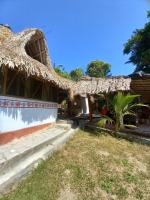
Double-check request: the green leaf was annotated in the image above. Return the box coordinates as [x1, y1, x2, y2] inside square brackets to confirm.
[130, 103, 149, 108]
[123, 111, 136, 116]
[97, 116, 114, 128]
[124, 124, 137, 129]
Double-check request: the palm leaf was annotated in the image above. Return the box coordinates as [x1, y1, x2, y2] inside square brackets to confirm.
[97, 116, 114, 128]
[121, 94, 140, 113]
[123, 111, 136, 116]
[130, 103, 149, 108]
[113, 92, 140, 114]
[124, 124, 137, 129]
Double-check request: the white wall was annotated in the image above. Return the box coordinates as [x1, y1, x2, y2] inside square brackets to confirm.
[0, 96, 58, 133]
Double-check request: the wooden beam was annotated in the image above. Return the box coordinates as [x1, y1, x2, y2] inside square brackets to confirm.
[42, 81, 46, 100]
[26, 46, 33, 56]
[7, 71, 19, 93]
[24, 78, 31, 98]
[32, 83, 42, 98]
[45, 82, 49, 97]
[31, 40, 38, 56]
[27, 36, 43, 46]
[33, 49, 46, 58]
[49, 85, 53, 101]
[16, 76, 21, 96]
[37, 40, 44, 64]
[3, 66, 8, 96]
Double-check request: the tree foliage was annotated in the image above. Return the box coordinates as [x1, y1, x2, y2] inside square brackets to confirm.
[54, 59, 111, 80]
[124, 11, 150, 73]
[54, 65, 71, 79]
[70, 67, 84, 81]
[54, 65, 84, 81]
[86, 60, 111, 78]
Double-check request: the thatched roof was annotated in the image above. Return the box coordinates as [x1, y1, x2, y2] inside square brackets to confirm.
[74, 76, 131, 95]
[0, 25, 131, 96]
[0, 25, 74, 90]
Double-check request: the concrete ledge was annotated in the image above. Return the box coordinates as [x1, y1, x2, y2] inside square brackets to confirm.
[0, 123, 55, 145]
[0, 127, 66, 176]
[0, 125, 78, 195]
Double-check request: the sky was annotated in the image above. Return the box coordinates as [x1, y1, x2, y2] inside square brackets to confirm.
[0, 0, 150, 75]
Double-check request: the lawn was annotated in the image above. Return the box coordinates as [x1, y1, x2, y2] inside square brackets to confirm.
[1, 130, 150, 200]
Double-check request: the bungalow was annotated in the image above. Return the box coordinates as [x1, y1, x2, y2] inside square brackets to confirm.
[0, 25, 74, 143]
[0, 25, 132, 144]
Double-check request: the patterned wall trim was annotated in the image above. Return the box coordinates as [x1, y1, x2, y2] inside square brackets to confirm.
[0, 96, 58, 109]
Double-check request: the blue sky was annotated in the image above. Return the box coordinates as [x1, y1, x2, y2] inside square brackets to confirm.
[0, 0, 150, 75]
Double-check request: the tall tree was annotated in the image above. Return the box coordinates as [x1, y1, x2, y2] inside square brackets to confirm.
[86, 60, 111, 78]
[124, 11, 150, 73]
[70, 67, 84, 81]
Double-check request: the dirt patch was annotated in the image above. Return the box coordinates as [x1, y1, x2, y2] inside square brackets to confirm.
[97, 150, 110, 157]
[128, 156, 147, 173]
[64, 169, 71, 176]
[58, 185, 77, 200]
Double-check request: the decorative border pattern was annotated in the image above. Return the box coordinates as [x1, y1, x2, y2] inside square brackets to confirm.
[0, 96, 58, 109]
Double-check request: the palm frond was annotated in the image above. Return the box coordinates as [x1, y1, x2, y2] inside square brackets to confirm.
[121, 94, 140, 112]
[130, 103, 149, 108]
[124, 124, 137, 129]
[113, 92, 140, 114]
[123, 111, 136, 116]
[97, 116, 114, 128]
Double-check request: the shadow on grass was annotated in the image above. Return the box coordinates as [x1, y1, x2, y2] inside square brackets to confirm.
[82, 125, 150, 146]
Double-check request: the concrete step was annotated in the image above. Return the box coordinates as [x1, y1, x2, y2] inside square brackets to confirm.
[56, 119, 74, 128]
[0, 126, 66, 176]
[0, 126, 77, 194]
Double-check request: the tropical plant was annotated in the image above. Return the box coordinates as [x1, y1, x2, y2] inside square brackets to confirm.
[97, 92, 147, 132]
[86, 60, 111, 78]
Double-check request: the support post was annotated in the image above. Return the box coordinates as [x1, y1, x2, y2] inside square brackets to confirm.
[42, 81, 49, 100]
[82, 96, 89, 114]
[87, 94, 93, 121]
[3, 66, 8, 96]
[24, 77, 31, 98]
[32, 83, 41, 98]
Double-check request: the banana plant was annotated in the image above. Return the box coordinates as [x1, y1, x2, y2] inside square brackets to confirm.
[97, 92, 148, 132]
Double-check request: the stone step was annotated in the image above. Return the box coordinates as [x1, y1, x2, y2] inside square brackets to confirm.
[56, 119, 74, 128]
[0, 126, 66, 176]
[0, 126, 77, 194]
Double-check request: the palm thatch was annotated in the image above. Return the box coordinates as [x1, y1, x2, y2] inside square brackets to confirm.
[0, 25, 131, 96]
[74, 76, 131, 95]
[0, 25, 74, 90]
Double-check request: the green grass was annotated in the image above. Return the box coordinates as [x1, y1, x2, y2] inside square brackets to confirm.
[1, 130, 150, 200]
